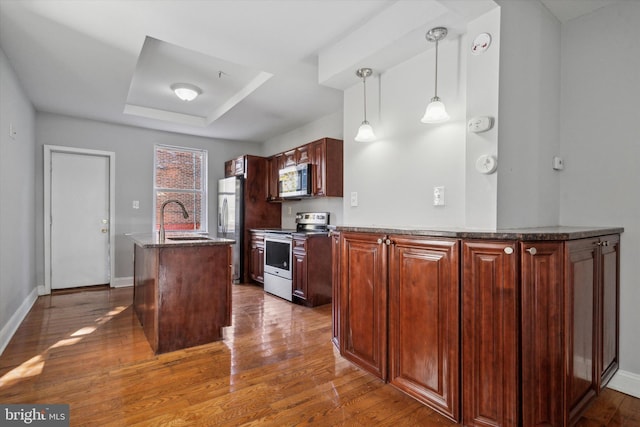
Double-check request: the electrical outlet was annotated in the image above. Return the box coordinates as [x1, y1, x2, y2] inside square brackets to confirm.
[132, 200, 139, 209]
[433, 186, 445, 206]
[350, 192, 358, 207]
[553, 156, 564, 170]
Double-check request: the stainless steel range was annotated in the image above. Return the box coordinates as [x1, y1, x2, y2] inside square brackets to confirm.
[263, 212, 330, 301]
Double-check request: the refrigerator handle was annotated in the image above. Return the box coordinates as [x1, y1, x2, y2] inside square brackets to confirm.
[222, 198, 228, 234]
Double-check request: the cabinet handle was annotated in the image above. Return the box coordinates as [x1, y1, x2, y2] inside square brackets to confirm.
[504, 247, 514, 255]
[526, 247, 537, 255]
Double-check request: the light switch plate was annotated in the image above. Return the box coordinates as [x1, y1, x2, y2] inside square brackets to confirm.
[433, 186, 445, 206]
[350, 192, 358, 207]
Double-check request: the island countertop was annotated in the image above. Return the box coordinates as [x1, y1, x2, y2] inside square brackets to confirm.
[128, 233, 234, 248]
[328, 225, 624, 241]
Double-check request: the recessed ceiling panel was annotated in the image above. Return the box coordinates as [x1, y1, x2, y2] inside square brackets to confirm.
[124, 36, 273, 126]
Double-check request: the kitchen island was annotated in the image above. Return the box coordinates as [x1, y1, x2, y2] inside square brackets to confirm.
[130, 233, 234, 354]
[331, 225, 623, 427]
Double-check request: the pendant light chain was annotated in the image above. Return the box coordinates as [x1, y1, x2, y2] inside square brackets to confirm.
[362, 74, 368, 122]
[434, 39, 439, 99]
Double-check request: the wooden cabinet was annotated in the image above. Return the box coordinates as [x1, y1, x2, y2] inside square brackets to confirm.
[331, 231, 341, 348]
[225, 156, 245, 177]
[520, 241, 565, 427]
[462, 240, 519, 427]
[339, 232, 388, 379]
[388, 236, 460, 421]
[597, 234, 620, 390]
[227, 155, 281, 282]
[309, 138, 343, 197]
[266, 137, 343, 201]
[249, 230, 265, 284]
[334, 229, 621, 426]
[292, 233, 332, 307]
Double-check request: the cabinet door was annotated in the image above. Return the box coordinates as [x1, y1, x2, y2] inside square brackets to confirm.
[293, 237, 307, 299]
[331, 231, 341, 348]
[565, 238, 598, 422]
[521, 242, 564, 427]
[340, 232, 388, 379]
[388, 236, 460, 421]
[297, 144, 310, 164]
[598, 234, 620, 389]
[462, 240, 519, 427]
[283, 150, 297, 167]
[310, 140, 326, 196]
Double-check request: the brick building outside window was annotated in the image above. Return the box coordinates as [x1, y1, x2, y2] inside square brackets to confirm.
[153, 145, 207, 233]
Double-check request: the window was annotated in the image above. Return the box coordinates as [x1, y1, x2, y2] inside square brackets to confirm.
[153, 145, 207, 233]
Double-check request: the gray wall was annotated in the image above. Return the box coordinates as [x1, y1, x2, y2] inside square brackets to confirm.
[558, 1, 640, 379]
[0, 48, 36, 352]
[34, 113, 261, 283]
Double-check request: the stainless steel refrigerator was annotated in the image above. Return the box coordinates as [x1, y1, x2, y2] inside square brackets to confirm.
[218, 177, 243, 283]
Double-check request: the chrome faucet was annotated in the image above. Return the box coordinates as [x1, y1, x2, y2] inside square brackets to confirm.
[159, 199, 189, 242]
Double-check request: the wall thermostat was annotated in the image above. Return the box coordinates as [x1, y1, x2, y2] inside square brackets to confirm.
[468, 116, 494, 133]
[475, 154, 498, 174]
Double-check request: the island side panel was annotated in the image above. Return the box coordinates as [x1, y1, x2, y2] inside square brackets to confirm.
[133, 244, 159, 352]
[157, 244, 231, 354]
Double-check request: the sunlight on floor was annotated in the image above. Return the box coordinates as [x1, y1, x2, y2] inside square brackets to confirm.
[0, 303, 130, 389]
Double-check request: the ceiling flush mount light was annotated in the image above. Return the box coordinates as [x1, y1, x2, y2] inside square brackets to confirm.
[421, 27, 450, 124]
[354, 68, 376, 142]
[171, 83, 202, 101]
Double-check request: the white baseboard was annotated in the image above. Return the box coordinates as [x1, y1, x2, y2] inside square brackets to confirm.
[111, 276, 133, 288]
[607, 369, 640, 398]
[0, 287, 38, 356]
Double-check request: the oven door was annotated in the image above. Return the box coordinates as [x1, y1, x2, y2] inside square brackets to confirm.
[264, 234, 292, 280]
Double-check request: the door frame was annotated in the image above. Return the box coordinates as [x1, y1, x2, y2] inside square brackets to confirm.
[42, 145, 115, 295]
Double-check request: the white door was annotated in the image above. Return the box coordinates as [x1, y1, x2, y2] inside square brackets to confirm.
[50, 151, 111, 289]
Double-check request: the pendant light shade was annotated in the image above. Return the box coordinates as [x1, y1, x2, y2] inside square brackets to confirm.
[171, 83, 202, 101]
[355, 68, 376, 142]
[421, 27, 450, 124]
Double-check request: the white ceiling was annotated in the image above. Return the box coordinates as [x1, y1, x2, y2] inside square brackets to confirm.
[0, 0, 621, 143]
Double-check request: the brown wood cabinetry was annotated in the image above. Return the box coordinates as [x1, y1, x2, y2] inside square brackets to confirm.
[334, 228, 620, 427]
[462, 240, 519, 427]
[133, 242, 232, 354]
[309, 138, 343, 197]
[266, 137, 343, 201]
[225, 156, 245, 177]
[249, 230, 265, 284]
[388, 236, 460, 421]
[339, 232, 388, 380]
[292, 233, 332, 307]
[331, 231, 341, 348]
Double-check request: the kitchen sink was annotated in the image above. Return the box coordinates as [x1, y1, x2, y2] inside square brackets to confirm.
[167, 236, 213, 241]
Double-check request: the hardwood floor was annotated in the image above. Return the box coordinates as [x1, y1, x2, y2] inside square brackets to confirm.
[1, 284, 638, 426]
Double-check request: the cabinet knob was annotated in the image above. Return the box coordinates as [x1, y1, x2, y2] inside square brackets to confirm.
[602, 240, 609, 247]
[385, 239, 392, 246]
[594, 241, 602, 246]
[526, 247, 537, 255]
[377, 238, 383, 244]
[504, 247, 514, 255]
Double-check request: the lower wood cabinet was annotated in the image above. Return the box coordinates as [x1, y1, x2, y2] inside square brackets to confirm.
[331, 231, 341, 348]
[334, 230, 621, 427]
[292, 233, 332, 307]
[462, 240, 520, 427]
[339, 232, 388, 380]
[389, 236, 460, 421]
[249, 231, 265, 284]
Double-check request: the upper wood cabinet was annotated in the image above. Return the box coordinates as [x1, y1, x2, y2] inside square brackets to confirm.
[266, 137, 343, 201]
[309, 138, 343, 197]
[224, 156, 245, 177]
[388, 236, 460, 421]
[462, 240, 519, 427]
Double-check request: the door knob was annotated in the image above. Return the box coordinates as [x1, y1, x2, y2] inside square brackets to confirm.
[526, 247, 537, 255]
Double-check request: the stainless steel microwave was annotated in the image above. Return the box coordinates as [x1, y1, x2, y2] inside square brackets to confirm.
[278, 163, 312, 198]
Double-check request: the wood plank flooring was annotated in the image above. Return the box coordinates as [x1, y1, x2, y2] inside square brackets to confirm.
[1, 284, 639, 426]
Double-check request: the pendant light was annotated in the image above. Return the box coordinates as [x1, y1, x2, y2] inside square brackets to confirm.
[354, 68, 376, 142]
[421, 27, 450, 124]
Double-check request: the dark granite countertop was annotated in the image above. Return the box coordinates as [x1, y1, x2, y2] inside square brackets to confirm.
[128, 233, 235, 248]
[328, 225, 624, 241]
